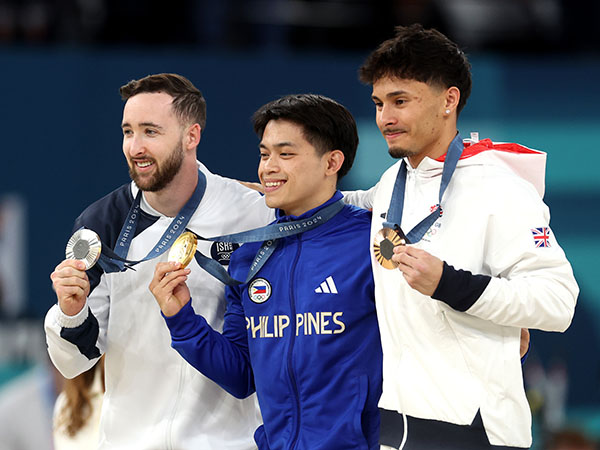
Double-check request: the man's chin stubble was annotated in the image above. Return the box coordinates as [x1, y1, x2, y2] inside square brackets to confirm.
[388, 147, 414, 159]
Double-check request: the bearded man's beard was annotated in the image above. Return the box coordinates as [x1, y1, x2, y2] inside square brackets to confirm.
[129, 144, 185, 192]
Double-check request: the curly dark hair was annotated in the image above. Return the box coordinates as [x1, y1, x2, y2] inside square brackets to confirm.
[359, 24, 472, 116]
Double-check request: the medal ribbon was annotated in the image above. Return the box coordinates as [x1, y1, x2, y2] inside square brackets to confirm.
[192, 197, 345, 286]
[383, 134, 463, 243]
[95, 169, 207, 273]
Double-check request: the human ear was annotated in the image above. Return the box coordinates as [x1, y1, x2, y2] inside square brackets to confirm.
[324, 150, 345, 176]
[444, 86, 460, 115]
[185, 123, 201, 150]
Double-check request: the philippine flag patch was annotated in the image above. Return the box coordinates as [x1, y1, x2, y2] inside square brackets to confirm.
[531, 227, 551, 248]
[248, 278, 272, 304]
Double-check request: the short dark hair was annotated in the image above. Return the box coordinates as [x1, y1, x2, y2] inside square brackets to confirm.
[359, 24, 472, 115]
[252, 94, 358, 180]
[119, 73, 207, 130]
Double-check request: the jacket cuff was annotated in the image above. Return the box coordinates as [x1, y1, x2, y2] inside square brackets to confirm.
[55, 302, 89, 328]
[432, 262, 491, 312]
[162, 300, 200, 339]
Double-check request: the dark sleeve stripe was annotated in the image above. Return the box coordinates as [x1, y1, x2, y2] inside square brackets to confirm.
[431, 262, 491, 312]
[59, 311, 102, 360]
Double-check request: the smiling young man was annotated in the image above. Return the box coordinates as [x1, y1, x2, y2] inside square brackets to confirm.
[44, 73, 273, 449]
[150, 94, 383, 449]
[344, 25, 578, 449]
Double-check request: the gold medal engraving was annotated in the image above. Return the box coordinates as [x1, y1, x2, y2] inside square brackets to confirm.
[373, 227, 406, 270]
[66, 229, 102, 270]
[167, 232, 198, 268]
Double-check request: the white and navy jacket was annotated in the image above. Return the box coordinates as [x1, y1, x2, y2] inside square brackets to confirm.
[45, 162, 274, 449]
[346, 138, 578, 448]
[164, 192, 383, 450]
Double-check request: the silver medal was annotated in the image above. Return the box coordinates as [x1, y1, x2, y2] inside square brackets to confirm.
[65, 229, 102, 270]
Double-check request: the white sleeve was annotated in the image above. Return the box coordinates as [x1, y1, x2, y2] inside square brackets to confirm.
[466, 182, 578, 332]
[44, 274, 110, 379]
[342, 182, 379, 210]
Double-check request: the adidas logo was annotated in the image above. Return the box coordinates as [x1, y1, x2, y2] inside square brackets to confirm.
[315, 276, 338, 294]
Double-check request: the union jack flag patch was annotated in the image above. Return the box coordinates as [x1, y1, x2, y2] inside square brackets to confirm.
[531, 227, 551, 248]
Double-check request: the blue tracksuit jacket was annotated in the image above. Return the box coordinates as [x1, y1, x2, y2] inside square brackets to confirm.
[164, 192, 383, 449]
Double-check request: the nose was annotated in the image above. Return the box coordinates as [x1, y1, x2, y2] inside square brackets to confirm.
[259, 154, 279, 177]
[378, 103, 397, 128]
[124, 133, 145, 158]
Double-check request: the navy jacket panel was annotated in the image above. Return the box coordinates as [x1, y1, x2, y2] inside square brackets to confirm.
[72, 183, 158, 292]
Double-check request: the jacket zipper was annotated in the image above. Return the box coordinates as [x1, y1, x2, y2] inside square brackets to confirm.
[287, 237, 303, 449]
[165, 360, 186, 450]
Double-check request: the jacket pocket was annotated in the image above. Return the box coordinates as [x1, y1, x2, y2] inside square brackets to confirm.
[352, 374, 371, 449]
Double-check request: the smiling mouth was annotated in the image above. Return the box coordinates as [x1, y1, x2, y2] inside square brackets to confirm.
[133, 159, 154, 169]
[263, 180, 286, 192]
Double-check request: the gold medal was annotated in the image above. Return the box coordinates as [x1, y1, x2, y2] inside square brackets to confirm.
[167, 231, 198, 268]
[65, 229, 102, 270]
[373, 227, 406, 270]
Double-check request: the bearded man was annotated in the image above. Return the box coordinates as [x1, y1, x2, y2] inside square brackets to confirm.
[45, 73, 273, 449]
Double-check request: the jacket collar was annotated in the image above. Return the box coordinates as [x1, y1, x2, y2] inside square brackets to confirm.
[275, 190, 344, 223]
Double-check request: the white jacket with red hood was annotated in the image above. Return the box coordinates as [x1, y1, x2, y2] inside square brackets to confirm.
[345, 135, 578, 447]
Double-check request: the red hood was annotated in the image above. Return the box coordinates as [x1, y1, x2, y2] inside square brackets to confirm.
[435, 138, 547, 197]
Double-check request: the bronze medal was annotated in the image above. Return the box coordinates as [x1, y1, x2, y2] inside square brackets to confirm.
[373, 227, 406, 270]
[65, 229, 102, 270]
[167, 231, 198, 268]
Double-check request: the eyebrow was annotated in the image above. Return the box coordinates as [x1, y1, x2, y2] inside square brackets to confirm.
[121, 121, 163, 129]
[372, 90, 409, 101]
[259, 141, 296, 149]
